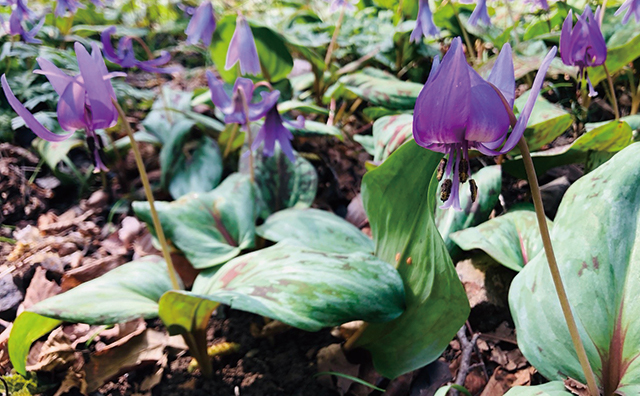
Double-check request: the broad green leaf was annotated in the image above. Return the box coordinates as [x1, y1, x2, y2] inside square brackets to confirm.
[158, 291, 219, 376]
[211, 15, 293, 83]
[371, 114, 413, 162]
[435, 165, 502, 258]
[288, 119, 342, 138]
[450, 208, 550, 272]
[256, 208, 374, 254]
[513, 90, 573, 153]
[142, 88, 194, 143]
[167, 136, 223, 199]
[503, 120, 633, 179]
[9, 312, 61, 376]
[133, 174, 257, 269]
[354, 140, 469, 379]
[191, 243, 405, 332]
[434, 384, 473, 396]
[277, 100, 328, 116]
[505, 382, 571, 396]
[29, 256, 173, 324]
[240, 148, 318, 218]
[509, 143, 640, 392]
[325, 69, 423, 110]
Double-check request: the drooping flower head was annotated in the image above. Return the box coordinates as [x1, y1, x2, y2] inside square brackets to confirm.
[413, 37, 557, 210]
[1, 42, 125, 171]
[464, 0, 491, 26]
[225, 13, 260, 76]
[410, 0, 439, 43]
[101, 26, 180, 74]
[206, 71, 279, 125]
[252, 105, 305, 163]
[55, 0, 85, 16]
[2, 5, 43, 43]
[185, 1, 216, 47]
[560, 7, 607, 97]
[615, 0, 640, 24]
[325, 0, 355, 12]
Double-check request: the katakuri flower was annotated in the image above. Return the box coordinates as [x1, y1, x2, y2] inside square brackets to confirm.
[2, 5, 43, 43]
[410, 0, 439, 42]
[101, 26, 180, 74]
[465, 0, 491, 26]
[55, 0, 85, 16]
[1, 42, 125, 171]
[560, 7, 607, 97]
[413, 37, 557, 210]
[252, 105, 304, 163]
[326, 0, 355, 12]
[206, 71, 279, 125]
[185, 1, 216, 47]
[225, 13, 260, 76]
[615, 0, 640, 24]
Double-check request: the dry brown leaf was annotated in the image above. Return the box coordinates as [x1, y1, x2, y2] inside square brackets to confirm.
[139, 352, 168, 392]
[94, 319, 147, 352]
[564, 378, 590, 396]
[118, 217, 142, 247]
[84, 329, 169, 392]
[316, 344, 360, 395]
[464, 366, 488, 395]
[132, 231, 160, 260]
[331, 321, 363, 341]
[18, 266, 62, 314]
[53, 369, 87, 396]
[60, 256, 124, 291]
[479, 368, 516, 396]
[27, 327, 77, 372]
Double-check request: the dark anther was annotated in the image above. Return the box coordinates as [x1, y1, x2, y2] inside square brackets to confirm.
[469, 179, 478, 203]
[459, 159, 469, 183]
[436, 158, 447, 181]
[440, 179, 452, 202]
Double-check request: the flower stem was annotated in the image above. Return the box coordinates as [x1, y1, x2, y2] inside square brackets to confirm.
[237, 88, 255, 183]
[324, 5, 346, 69]
[603, 64, 620, 120]
[112, 98, 181, 291]
[517, 137, 599, 396]
[450, 1, 476, 62]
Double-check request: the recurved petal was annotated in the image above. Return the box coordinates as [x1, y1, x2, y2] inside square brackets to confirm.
[413, 37, 469, 147]
[57, 80, 88, 131]
[248, 90, 280, 122]
[500, 46, 557, 153]
[487, 43, 515, 108]
[100, 26, 120, 64]
[34, 57, 75, 96]
[560, 10, 573, 65]
[1, 74, 73, 142]
[225, 14, 260, 76]
[206, 70, 232, 111]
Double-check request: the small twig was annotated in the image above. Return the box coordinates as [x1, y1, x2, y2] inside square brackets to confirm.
[603, 64, 620, 120]
[450, 327, 480, 396]
[237, 88, 255, 183]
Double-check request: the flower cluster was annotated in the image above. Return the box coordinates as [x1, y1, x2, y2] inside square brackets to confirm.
[1, 0, 42, 43]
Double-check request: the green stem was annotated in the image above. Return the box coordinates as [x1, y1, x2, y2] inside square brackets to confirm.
[112, 98, 181, 291]
[517, 138, 599, 396]
[627, 68, 639, 115]
[450, 2, 476, 62]
[237, 88, 255, 183]
[324, 5, 346, 69]
[603, 64, 620, 120]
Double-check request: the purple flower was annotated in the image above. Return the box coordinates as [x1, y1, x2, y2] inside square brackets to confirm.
[2, 6, 43, 43]
[410, 0, 439, 43]
[326, 0, 355, 12]
[468, 0, 491, 26]
[1, 42, 125, 171]
[101, 26, 180, 74]
[252, 105, 301, 163]
[560, 7, 607, 97]
[185, 1, 216, 47]
[413, 37, 557, 210]
[0, 0, 33, 17]
[206, 71, 279, 125]
[615, 0, 640, 24]
[225, 13, 260, 76]
[55, 0, 85, 16]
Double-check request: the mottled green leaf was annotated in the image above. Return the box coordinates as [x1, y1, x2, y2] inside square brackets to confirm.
[256, 208, 374, 254]
[211, 15, 293, 83]
[29, 256, 173, 324]
[277, 100, 328, 116]
[166, 135, 223, 199]
[450, 208, 550, 272]
[589, 25, 640, 86]
[371, 114, 413, 162]
[513, 90, 573, 153]
[509, 143, 640, 392]
[9, 312, 61, 376]
[288, 119, 342, 138]
[325, 69, 423, 110]
[503, 120, 633, 179]
[505, 382, 571, 396]
[435, 165, 502, 258]
[191, 243, 405, 332]
[133, 174, 257, 269]
[240, 148, 318, 218]
[354, 140, 469, 379]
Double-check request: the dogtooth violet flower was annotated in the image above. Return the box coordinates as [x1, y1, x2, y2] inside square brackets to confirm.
[326, 0, 355, 12]
[615, 0, 640, 24]
[252, 105, 305, 163]
[560, 7, 607, 97]
[410, 0, 439, 42]
[101, 26, 180, 74]
[55, 0, 85, 16]
[225, 13, 260, 76]
[413, 37, 557, 210]
[206, 71, 279, 125]
[185, 1, 216, 47]
[2, 5, 43, 43]
[460, 0, 491, 26]
[1, 42, 125, 172]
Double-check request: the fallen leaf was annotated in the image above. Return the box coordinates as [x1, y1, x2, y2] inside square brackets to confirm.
[53, 369, 87, 396]
[27, 327, 77, 372]
[316, 344, 360, 395]
[479, 368, 516, 396]
[564, 378, 590, 396]
[118, 217, 142, 247]
[18, 266, 62, 314]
